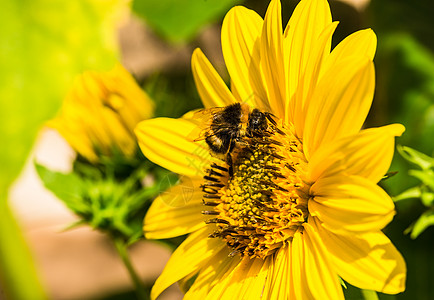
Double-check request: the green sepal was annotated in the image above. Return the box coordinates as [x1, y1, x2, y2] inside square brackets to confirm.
[60, 219, 88, 232]
[393, 186, 422, 202]
[35, 162, 163, 244]
[408, 169, 434, 191]
[397, 145, 434, 170]
[339, 277, 348, 289]
[406, 209, 434, 239]
[397, 145, 434, 238]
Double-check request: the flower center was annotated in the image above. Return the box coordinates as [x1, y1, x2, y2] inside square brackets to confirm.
[201, 119, 310, 259]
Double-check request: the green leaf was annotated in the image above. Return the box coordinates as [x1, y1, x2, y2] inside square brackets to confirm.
[35, 163, 89, 214]
[0, 0, 121, 193]
[0, 199, 48, 300]
[132, 0, 240, 43]
[0, 0, 122, 297]
[410, 209, 434, 239]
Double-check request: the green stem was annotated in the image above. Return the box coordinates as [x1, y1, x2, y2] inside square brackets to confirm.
[114, 238, 147, 299]
[361, 289, 379, 300]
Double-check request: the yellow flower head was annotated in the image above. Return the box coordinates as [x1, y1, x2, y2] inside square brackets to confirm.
[135, 0, 406, 298]
[49, 64, 154, 163]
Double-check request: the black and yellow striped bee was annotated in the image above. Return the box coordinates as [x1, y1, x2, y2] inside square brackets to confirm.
[194, 103, 276, 175]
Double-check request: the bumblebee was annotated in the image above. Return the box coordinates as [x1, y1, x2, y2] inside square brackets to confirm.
[194, 103, 276, 174]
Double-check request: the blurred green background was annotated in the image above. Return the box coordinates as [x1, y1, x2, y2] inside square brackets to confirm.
[1, 0, 433, 299]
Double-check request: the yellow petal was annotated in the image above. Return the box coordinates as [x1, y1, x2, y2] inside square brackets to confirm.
[221, 6, 269, 111]
[150, 227, 226, 300]
[303, 56, 375, 159]
[207, 256, 270, 300]
[292, 224, 344, 300]
[48, 63, 153, 162]
[284, 0, 332, 104]
[260, 0, 285, 117]
[320, 29, 377, 79]
[184, 246, 240, 299]
[79, 72, 104, 104]
[287, 21, 339, 138]
[291, 233, 314, 300]
[230, 78, 242, 103]
[192, 48, 237, 108]
[312, 217, 406, 294]
[101, 107, 136, 155]
[49, 118, 97, 162]
[308, 124, 405, 183]
[107, 63, 155, 123]
[238, 258, 271, 300]
[262, 245, 293, 300]
[144, 179, 207, 239]
[135, 117, 214, 177]
[309, 175, 395, 234]
[205, 259, 245, 299]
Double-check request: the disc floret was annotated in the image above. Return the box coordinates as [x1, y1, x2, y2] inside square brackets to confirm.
[202, 121, 309, 259]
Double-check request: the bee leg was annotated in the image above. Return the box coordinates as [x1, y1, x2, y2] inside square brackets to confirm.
[227, 154, 234, 177]
[264, 112, 277, 126]
[225, 138, 236, 177]
[237, 140, 250, 147]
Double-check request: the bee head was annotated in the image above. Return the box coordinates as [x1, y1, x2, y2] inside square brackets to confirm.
[248, 109, 268, 136]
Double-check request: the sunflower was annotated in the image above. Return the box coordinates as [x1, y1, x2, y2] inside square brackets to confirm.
[49, 64, 154, 163]
[135, 0, 406, 298]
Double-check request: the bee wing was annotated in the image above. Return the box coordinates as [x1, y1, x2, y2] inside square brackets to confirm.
[186, 107, 225, 142]
[190, 126, 209, 142]
[193, 107, 226, 121]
